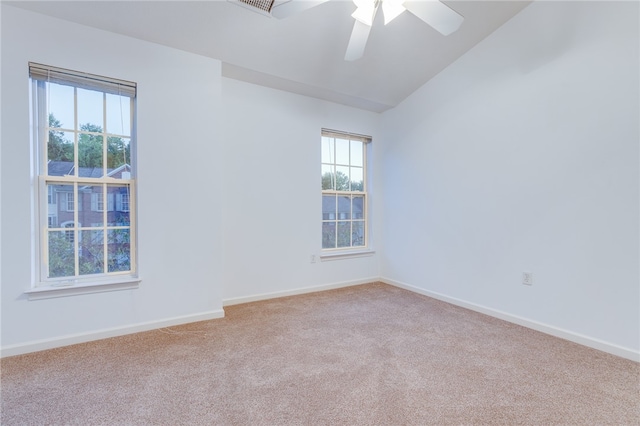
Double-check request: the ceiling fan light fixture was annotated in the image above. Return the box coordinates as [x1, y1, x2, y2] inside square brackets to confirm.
[351, 4, 376, 26]
[382, 0, 406, 25]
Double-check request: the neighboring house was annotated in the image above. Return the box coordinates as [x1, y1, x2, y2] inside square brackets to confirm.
[322, 194, 365, 247]
[322, 195, 364, 221]
[47, 161, 131, 231]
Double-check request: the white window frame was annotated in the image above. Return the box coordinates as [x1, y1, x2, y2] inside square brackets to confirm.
[320, 129, 374, 260]
[28, 63, 140, 299]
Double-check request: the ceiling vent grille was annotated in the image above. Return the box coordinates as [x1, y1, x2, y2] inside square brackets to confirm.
[229, 0, 276, 16]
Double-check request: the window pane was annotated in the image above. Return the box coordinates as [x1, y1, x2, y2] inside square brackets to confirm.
[106, 94, 131, 136]
[352, 196, 364, 220]
[352, 221, 365, 247]
[337, 221, 351, 248]
[350, 167, 363, 191]
[108, 229, 130, 272]
[322, 195, 336, 220]
[351, 141, 363, 167]
[79, 230, 104, 275]
[78, 133, 103, 171]
[335, 166, 350, 191]
[46, 184, 60, 227]
[322, 222, 336, 249]
[338, 195, 351, 220]
[80, 185, 104, 226]
[335, 138, 350, 165]
[321, 137, 334, 164]
[77, 88, 104, 129]
[48, 230, 75, 278]
[47, 83, 74, 131]
[321, 164, 334, 190]
[110, 185, 131, 223]
[107, 137, 131, 173]
[48, 130, 74, 164]
[47, 183, 74, 225]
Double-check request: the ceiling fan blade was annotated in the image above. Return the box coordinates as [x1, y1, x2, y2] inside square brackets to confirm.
[404, 0, 463, 36]
[271, 0, 330, 19]
[345, 20, 372, 61]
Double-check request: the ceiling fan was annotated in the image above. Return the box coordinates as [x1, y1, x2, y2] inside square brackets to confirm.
[268, 0, 464, 61]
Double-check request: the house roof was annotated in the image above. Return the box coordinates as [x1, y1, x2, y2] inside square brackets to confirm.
[323, 194, 363, 215]
[47, 161, 130, 178]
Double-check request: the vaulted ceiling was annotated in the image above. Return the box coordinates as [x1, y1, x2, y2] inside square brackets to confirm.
[7, 0, 531, 112]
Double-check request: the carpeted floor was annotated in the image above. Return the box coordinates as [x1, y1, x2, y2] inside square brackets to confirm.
[1, 282, 639, 425]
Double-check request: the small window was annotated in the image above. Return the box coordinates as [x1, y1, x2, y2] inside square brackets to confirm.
[31, 63, 137, 285]
[65, 192, 74, 212]
[61, 221, 77, 243]
[321, 129, 370, 250]
[90, 192, 114, 212]
[117, 192, 130, 212]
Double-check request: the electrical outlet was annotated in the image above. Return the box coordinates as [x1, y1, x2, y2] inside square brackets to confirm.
[310, 255, 316, 264]
[522, 272, 533, 286]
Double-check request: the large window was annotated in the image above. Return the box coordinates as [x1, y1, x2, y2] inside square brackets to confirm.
[30, 63, 137, 286]
[321, 129, 370, 250]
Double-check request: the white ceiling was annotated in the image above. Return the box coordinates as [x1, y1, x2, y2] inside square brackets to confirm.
[7, 0, 531, 112]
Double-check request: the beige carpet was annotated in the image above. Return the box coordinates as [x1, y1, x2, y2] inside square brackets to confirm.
[1, 282, 638, 425]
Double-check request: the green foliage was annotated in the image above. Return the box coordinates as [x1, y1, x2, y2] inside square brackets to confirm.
[78, 125, 103, 169]
[337, 222, 351, 247]
[322, 223, 335, 249]
[351, 180, 364, 192]
[107, 136, 130, 169]
[79, 233, 104, 275]
[48, 232, 75, 278]
[48, 229, 131, 278]
[108, 228, 131, 272]
[48, 114, 73, 162]
[47, 115, 130, 169]
[322, 171, 363, 191]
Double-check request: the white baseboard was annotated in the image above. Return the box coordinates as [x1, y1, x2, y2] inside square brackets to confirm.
[381, 277, 640, 362]
[223, 277, 379, 307]
[5, 277, 637, 363]
[0, 309, 225, 358]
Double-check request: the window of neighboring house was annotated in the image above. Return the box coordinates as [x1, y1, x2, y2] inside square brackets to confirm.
[61, 221, 79, 243]
[65, 191, 74, 211]
[91, 192, 114, 212]
[321, 129, 370, 251]
[117, 192, 130, 212]
[30, 63, 137, 286]
[92, 192, 104, 211]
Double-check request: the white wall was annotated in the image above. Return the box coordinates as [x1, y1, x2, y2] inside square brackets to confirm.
[1, 5, 225, 354]
[221, 78, 380, 303]
[0, 5, 381, 355]
[3, 1, 637, 360]
[380, 1, 639, 356]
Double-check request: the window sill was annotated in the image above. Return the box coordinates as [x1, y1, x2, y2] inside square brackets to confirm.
[26, 277, 141, 300]
[320, 249, 375, 262]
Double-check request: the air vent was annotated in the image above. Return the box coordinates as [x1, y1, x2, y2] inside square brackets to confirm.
[228, 0, 276, 16]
